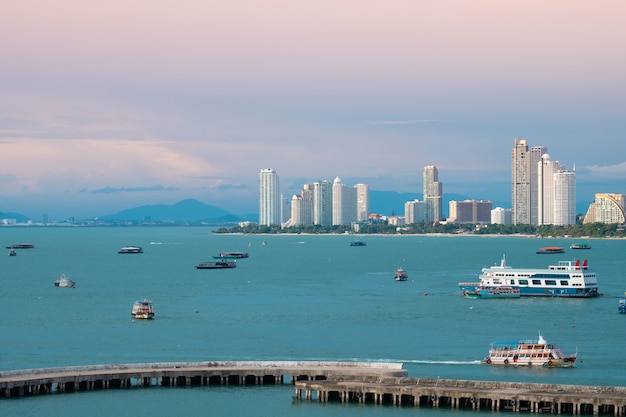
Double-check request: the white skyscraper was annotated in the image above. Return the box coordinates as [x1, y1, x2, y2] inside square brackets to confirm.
[332, 177, 357, 226]
[423, 165, 442, 223]
[537, 154, 565, 225]
[553, 169, 576, 226]
[404, 199, 424, 224]
[313, 180, 332, 226]
[259, 168, 280, 226]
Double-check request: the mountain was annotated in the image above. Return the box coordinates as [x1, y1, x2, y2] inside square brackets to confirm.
[0, 211, 31, 223]
[98, 199, 244, 222]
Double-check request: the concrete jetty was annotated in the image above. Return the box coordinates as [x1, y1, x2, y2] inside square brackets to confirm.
[295, 376, 626, 416]
[0, 361, 406, 398]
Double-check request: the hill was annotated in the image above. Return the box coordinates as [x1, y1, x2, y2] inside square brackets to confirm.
[98, 199, 245, 222]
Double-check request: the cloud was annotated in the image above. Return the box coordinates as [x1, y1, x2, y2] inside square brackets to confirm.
[579, 162, 626, 177]
[367, 119, 441, 126]
[88, 185, 178, 194]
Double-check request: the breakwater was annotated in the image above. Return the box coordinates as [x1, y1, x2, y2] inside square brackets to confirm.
[295, 376, 626, 415]
[0, 361, 406, 398]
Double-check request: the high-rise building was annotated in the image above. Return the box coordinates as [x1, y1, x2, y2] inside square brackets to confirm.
[404, 199, 424, 224]
[512, 139, 547, 225]
[491, 207, 512, 225]
[448, 200, 493, 223]
[259, 168, 280, 226]
[313, 180, 332, 226]
[332, 177, 357, 226]
[537, 153, 565, 225]
[553, 169, 576, 226]
[355, 183, 369, 221]
[583, 193, 626, 224]
[423, 165, 442, 223]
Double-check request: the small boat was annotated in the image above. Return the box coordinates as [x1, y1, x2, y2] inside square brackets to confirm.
[5, 243, 34, 249]
[536, 246, 565, 254]
[131, 299, 154, 319]
[463, 286, 520, 299]
[196, 259, 237, 269]
[349, 241, 366, 246]
[54, 273, 75, 288]
[262, 241, 267, 246]
[395, 268, 408, 281]
[218, 252, 248, 258]
[483, 333, 577, 367]
[570, 242, 591, 250]
[118, 246, 143, 254]
[8, 249, 16, 256]
[458, 255, 598, 298]
[619, 294, 626, 314]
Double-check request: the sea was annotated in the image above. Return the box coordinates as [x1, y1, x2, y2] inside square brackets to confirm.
[1, 227, 625, 416]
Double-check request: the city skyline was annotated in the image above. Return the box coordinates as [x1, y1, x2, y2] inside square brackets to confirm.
[1, 1, 625, 220]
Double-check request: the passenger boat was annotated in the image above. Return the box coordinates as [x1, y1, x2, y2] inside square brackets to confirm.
[483, 333, 577, 367]
[131, 299, 154, 320]
[570, 242, 591, 250]
[196, 259, 237, 269]
[395, 268, 408, 281]
[463, 285, 520, 299]
[619, 294, 626, 314]
[5, 243, 34, 249]
[536, 246, 565, 254]
[458, 255, 599, 298]
[54, 273, 76, 288]
[118, 246, 143, 254]
[349, 241, 366, 246]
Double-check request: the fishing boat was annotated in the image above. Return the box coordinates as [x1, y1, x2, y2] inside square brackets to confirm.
[131, 299, 154, 319]
[118, 246, 143, 254]
[483, 333, 577, 367]
[349, 241, 366, 246]
[394, 268, 408, 281]
[216, 252, 248, 259]
[54, 273, 76, 288]
[536, 246, 565, 254]
[5, 243, 34, 249]
[196, 259, 237, 269]
[463, 285, 520, 299]
[458, 255, 599, 298]
[570, 242, 591, 250]
[619, 294, 626, 314]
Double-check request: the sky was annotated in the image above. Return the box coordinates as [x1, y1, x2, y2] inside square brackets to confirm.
[1, 0, 625, 220]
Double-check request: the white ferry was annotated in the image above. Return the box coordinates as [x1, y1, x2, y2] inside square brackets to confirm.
[131, 299, 154, 320]
[458, 255, 598, 298]
[484, 334, 577, 367]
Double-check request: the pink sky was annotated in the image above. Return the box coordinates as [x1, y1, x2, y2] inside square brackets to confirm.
[1, 0, 625, 219]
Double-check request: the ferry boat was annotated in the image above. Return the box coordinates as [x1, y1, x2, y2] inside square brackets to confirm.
[458, 255, 599, 298]
[463, 285, 520, 299]
[483, 333, 577, 367]
[196, 259, 237, 269]
[570, 242, 591, 250]
[394, 268, 408, 281]
[118, 246, 143, 254]
[54, 273, 76, 288]
[131, 299, 154, 319]
[536, 246, 565, 254]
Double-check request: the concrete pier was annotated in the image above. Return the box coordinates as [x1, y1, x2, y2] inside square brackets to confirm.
[295, 376, 626, 416]
[0, 361, 406, 398]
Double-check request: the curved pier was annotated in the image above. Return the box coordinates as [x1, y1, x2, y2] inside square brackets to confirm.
[0, 361, 406, 398]
[295, 376, 626, 416]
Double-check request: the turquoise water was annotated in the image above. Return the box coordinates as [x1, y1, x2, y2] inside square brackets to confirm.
[1, 228, 624, 416]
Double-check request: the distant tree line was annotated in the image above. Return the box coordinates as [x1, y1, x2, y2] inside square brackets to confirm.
[214, 222, 625, 238]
